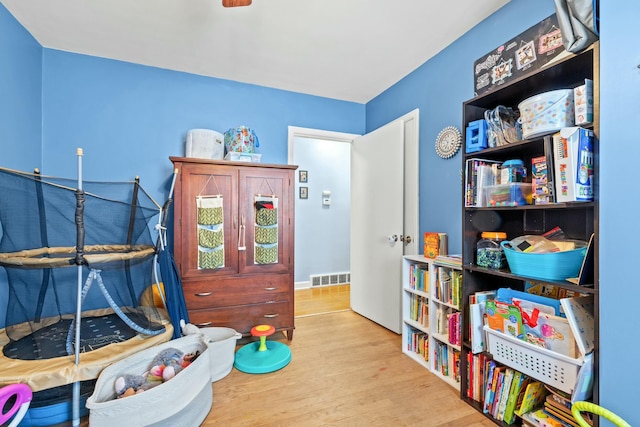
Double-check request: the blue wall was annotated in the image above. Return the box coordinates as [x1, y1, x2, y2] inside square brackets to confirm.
[41, 51, 364, 203]
[598, 3, 638, 425]
[366, 0, 554, 255]
[0, 3, 43, 342]
[0, 4, 42, 169]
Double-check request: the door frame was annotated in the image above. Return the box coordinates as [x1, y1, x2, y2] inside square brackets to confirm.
[287, 108, 419, 281]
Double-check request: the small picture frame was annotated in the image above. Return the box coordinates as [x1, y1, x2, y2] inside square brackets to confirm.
[539, 28, 563, 54]
[299, 170, 308, 183]
[515, 40, 537, 70]
[299, 186, 308, 199]
[491, 58, 513, 84]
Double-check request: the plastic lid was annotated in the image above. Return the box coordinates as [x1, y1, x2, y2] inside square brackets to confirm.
[502, 159, 524, 167]
[481, 232, 507, 239]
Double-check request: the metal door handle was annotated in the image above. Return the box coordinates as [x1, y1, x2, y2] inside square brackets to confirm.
[238, 214, 246, 251]
[400, 235, 413, 244]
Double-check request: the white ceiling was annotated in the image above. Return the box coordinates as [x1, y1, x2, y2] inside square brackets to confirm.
[2, 0, 509, 103]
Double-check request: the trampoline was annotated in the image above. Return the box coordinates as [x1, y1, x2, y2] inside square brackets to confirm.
[0, 151, 183, 425]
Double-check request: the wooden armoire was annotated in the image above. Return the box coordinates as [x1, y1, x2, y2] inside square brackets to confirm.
[170, 157, 297, 339]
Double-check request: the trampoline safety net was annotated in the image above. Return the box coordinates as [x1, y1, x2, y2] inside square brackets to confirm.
[0, 166, 166, 361]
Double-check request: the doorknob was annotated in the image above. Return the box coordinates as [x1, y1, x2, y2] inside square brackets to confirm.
[400, 235, 413, 244]
[388, 234, 398, 244]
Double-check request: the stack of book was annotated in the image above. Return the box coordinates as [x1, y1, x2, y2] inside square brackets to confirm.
[434, 254, 462, 268]
[423, 232, 448, 258]
[434, 267, 462, 308]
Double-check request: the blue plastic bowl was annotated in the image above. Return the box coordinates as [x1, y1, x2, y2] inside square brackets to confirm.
[501, 241, 587, 281]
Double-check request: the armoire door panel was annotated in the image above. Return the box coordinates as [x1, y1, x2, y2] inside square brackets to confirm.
[239, 168, 292, 275]
[176, 162, 239, 278]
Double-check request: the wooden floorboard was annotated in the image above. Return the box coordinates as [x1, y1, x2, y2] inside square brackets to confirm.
[54, 285, 494, 426]
[202, 310, 495, 427]
[294, 284, 351, 317]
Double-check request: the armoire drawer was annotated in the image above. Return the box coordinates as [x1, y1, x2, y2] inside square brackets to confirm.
[188, 302, 293, 335]
[183, 274, 291, 310]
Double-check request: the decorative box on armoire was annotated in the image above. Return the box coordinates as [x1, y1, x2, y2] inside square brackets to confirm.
[170, 157, 297, 340]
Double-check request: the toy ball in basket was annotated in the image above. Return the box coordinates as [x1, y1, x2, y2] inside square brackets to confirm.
[501, 237, 587, 281]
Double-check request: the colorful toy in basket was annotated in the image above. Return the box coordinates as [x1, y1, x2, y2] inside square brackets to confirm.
[114, 347, 200, 398]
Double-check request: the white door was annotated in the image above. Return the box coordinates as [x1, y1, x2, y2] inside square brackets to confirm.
[350, 118, 407, 333]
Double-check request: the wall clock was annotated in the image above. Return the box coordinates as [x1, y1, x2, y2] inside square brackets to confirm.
[435, 126, 462, 159]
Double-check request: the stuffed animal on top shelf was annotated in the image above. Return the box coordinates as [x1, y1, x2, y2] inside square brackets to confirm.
[114, 347, 200, 399]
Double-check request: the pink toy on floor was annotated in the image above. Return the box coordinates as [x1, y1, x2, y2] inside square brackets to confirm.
[0, 383, 32, 427]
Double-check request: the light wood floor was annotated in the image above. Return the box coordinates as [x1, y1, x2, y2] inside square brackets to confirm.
[62, 285, 494, 426]
[294, 284, 351, 317]
[200, 285, 493, 426]
[203, 309, 494, 427]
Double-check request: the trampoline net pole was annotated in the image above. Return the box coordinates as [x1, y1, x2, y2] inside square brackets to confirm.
[73, 148, 84, 427]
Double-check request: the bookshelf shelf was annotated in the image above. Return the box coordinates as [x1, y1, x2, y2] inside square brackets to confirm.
[462, 266, 598, 294]
[460, 41, 600, 426]
[402, 256, 462, 391]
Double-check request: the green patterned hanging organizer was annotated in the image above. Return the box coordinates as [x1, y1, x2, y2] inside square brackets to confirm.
[198, 227, 224, 248]
[197, 192, 224, 269]
[197, 206, 223, 225]
[254, 192, 278, 264]
[255, 244, 278, 264]
[199, 248, 224, 269]
[255, 225, 278, 244]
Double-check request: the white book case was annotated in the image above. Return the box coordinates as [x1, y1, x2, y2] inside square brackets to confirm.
[401, 255, 462, 390]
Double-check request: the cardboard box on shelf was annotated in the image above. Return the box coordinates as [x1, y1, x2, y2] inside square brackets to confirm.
[473, 14, 567, 97]
[552, 127, 594, 202]
[574, 79, 594, 125]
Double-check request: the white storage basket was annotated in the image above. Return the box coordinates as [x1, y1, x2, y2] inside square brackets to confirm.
[86, 334, 212, 427]
[484, 325, 583, 394]
[199, 327, 242, 382]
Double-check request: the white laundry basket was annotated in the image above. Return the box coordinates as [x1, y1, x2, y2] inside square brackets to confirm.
[199, 327, 242, 382]
[86, 334, 212, 427]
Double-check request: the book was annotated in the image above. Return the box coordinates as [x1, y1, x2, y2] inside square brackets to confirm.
[515, 381, 547, 416]
[465, 158, 502, 207]
[424, 232, 447, 258]
[482, 361, 497, 414]
[544, 403, 580, 427]
[543, 135, 557, 203]
[560, 295, 595, 356]
[503, 372, 530, 424]
[496, 367, 515, 420]
[522, 408, 573, 427]
[469, 302, 485, 354]
[485, 300, 525, 339]
[491, 367, 506, 418]
[532, 155, 552, 205]
[519, 308, 577, 358]
[434, 253, 462, 268]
